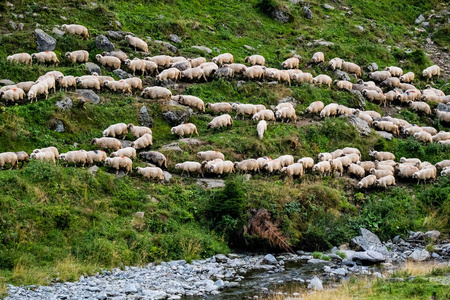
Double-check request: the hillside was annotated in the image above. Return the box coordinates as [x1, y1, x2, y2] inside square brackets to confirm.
[0, 0, 450, 291]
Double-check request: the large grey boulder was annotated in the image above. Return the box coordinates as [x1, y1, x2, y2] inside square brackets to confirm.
[348, 116, 371, 136]
[154, 40, 177, 53]
[424, 230, 440, 241]
[162, 106, 191, 126]
[409, 249, 430, 261]
[307, 276, 323, 290]
[85, 62, 102, 75]
[139, 106, 154, 127]
[113, 69, 131, 79]
[169, 34, 182, 44]
[350, 228, 388, 255]
[264, 254, 278, 265]
[334, 70, 351, 81]
[76, 89, 100, 104]
[196, 179, 225, 189]
[323, 4, 335, 10]
[54, 120, 64, 133]
[367, 62, 378, 72]
[352, 250, 386, 265]
[437, 103, 450, 112]
[35, 29, 56, 51]
[349, 90, 366, 108]
[214, 254, 228, 263]
[376, 131, 393, 140]
[163, 171, 172, 182]
[55, 98, 73, 111]
[191, 45, 212, 54]
[303, 7, 313, 19]
[415, 14, 425, 24]
[270, 9, 292, 23]
[0, 79, 15, 86]
[95, 34, 114, 51]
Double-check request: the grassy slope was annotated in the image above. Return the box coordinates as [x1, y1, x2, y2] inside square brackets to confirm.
[0, 0, 449, 288]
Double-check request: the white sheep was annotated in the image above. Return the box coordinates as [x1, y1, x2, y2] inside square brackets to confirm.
[305, 101, 324, 114]
[56, 75, 76, 92]
[328, 58, 344, 70]
[103, 50, 128, 62]
[156, 68, 182, 81]
[357, 175, 377, 189]
[376, 175, 396, 188]
[363, 90, 386, 106]
[318, 152, 333, 162]
[27, 82, 49, 102]
[131, 134, 152, 150]
[206, 102, 232, 114]
[245, 55, 265, 66]
[174, 95, 205, 112]
[380, 77, 400, 88]
[197, 151, 225, 161]
[342, 62, 361, 77]
[171, 123, 199, 138]
[409, 101, 431, 115]
[7, 53, 32, 65]
[244, 66, 265, 80]
[141, 87, 172, 100]
[313, 161, 331, 177]
[319, 103, 339, 118]
[103, 80, 132, 94]
[105, 157, 132, 175]
[399, 72, 415, 83]
[262, 159, 282, 174]
[232, 103, 258, 119]
[281, 57, 300, 69]
[125, 35, 148, 52]
[275, 106, 296, 122]
[412, 167, 437, 184]
[257, 120, 267, 140]
[0, 152, 18, 169]
[281, 163, 304, 178]
[369, 70, 391, 81]
[329, 159, 344, 176]
[124, 77, 143, 91]
[125, 59, 147, 76]
[311, 52, 324, 64]
[91, 137, 122, 151]
[252, 109, 275, 122]
[348, 163, 366, 178]
[30, 151, 55, 164]
[435, 160, 450, 169]
[293, 72, 313, 84]
[422, 65, 441, 80]
[146, 55, 171, 68]
[234, 159, 259, 174]
[85, 150, 107, 165]
[369, 150, 395, 161]
[136, 167, 165, 182]
[175, 161, 203, 177]
[441, 167, 450, 177]
[223, 63, 247, 76]
[62, 24, 89, 38]
[76, 77, 100, 90]
[127, 124, 152, 138]
[297, 157, 314, 170]
[334, 80, 353, 90]
[432, 131, 450, 142]
[435, 110, 450, 123]
[96, 55, 121, 69]
[110, 147, 137, 159]
[385, 66, 403, 77]
[268, 69, 291, 85]
[65, 50, 89, 63]
[212, 53, 234, 65]
[370, 168, 393, 179]
[188, 57, 207, 68]
[207, 114, 233, 129]
[312, 75, 332, 88]
[181, 67, 207, 81]
[413, 131, 433, 143]
[59, 150, 88, 168]
[372, 121, 399, 135]
[31, 51, 59, 65]
[357, 161, 376, 173]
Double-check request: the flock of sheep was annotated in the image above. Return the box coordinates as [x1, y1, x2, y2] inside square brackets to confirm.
[1, 24, 450, 187]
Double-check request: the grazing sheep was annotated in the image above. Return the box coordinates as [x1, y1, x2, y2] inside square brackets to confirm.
[103, 80, 132, 94]
[318, 152, 333, 162]
[123, 77, 143, 91]
[56, 75, 76, 92]
[330, 149, 344, 159]
[232, 103, 258, 119]
[31, 51, 59, 65]
[0, 152, 18, 169]
[103, 50, 128, 62]
[207, 114, 233, 129]
[400, 157, 421, 165]
[277, 155, 294, 167]
[14, 81, 35, 94]
[245, 55, 265, 66]
[62, 24, 89, 38]
[372, 121, 399, 135]
[396, 165, 420, 179]
[140, 151, 168, 168]
[136, 167, 165, 182]
[334, 156, 352, 168]
[319, 103, 339, 118]
[357, 175, 377, 189]
[297, 157, 314, 170]
[385, 90, 402, 104]
[212, 53, 234, 65]
[244, 66, 265, 80]
[363, 110, 382, 119]
[91, 137, 122, 151]
[353, 110, 373, 125]
[293, 72, 313, 84]
[311, 52, 325, 64]
[412, 167, 437, 184]
[435, 110, 450, 123]
[175, 161, 203, 177]
[171, 123, 199, 138]
[59, 150, 88, 168]
[397, 89, 422, 102]
[36, 73, 56, 94]
[156, 68, 182, 81]
[305, 101, 324, 114]
[188, 57, 207, 68]
[275, 106, 297, 122]
[131, 134, 152, 150]
[313, 74, 332, 88]
[334, 80, 353, 90]
[328, 58, 344, 70]
[30, 151, 56, 164]
[170, 60, 191, 71]
[1, 88, 25, 104]
[96, 55, 121, 69]
[65, 50, 89, 63]
[281, 57, 300, 69]
[385, 66, 403, 77]
[268, 69, 291, 85]
[146, 55, 171, 68]
[422, 65, 441, 80]
[313, 161, 332, 177]
[76, 77, 100, 91]
[7, 53, 32, 65]
[173, 95, 205, 112]
[286, 69, 303, 80]
[342, 147, 361, 157]
[329, 159, 344, 176]
[403, 126, 423, 136]
[125, 59, 147, 76]
[369, 70, 391, 82]
[85, 150, 107, 165]
[357, 161, 376, 173]
[257, 120, 267, 140]
[274, 103, 294, 112]
[413, 131, 433, 143]
[27, 82, 49, 102]
[424, 85, 445, 96]
[181, 67, 207, 81]
[14, 151, 29, 168]
[376, 175, 396, 188]
[363, 90, 386, 106]
[345, 153, 361, 163]
[380, 77, 400, 88]
[127, 124, 152, 138]
[197, 151, 225, 161]
[422, 89, 442, 103]
[369, 150, 395, 161]
[207, 160, 234, 176]
[125, 35, 148, 52]
[141, 87, 172, 100]
[399, 72, 415, 83]
[262, 159, 282, 175]
[337, 105, 354, 116]
[110, 147, 137, 159]
[200, 62, 219, 79]
[281, 163, 304, 178]
[252, 109, 275, 122]
[32, 147, 59, 161]
[435, 160, 450, 170]
[235, 159, 259, 174]
[370, 168, 393, 179]
[348, 163, 366, 178]
[342, 62, 361, 77]
[408, 101, 431, 115]
[105, 156, 132, 175]
[214, 66, 234, 79]
[206, 102, 232, 114]
[223, 63, 247, 76]
[441, 167, 450, 177]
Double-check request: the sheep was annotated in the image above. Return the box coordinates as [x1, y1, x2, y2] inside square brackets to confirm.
[234, 159, 259, 174]
[141, 87, 172, 100]
[0, 152, 18, 169]
[399, 83, 417, 91]
[274, 103, 294, 112]
[85, 150, 107, 165]
[363, 90, 386, 106]
[110, 147, 137, 159]
[328, 58, 344, 70]
[375, 160, 397, 168]
[396, 165, 420, 179]
[312, 75, 332, 88]
[76, 77, 100, 91]
[319, 103, 339, 118]
[286, 69, 303, 81]
[439, 140, 450, 147]
[27, 82, 49, 102]
[96, 55, 121, 70]
[357, 175, 377, 189]
[337, 105, 354, 116]
[380, 77, 400, 88]
[408, 101, 431, 116]
[127, 124, 152, 138]
[123, 77, 143, 91]
[37, 73, 56, 94]
[342, 62, 361, 77]
[357, 161, 376, 173]
[174, 95, 205, 112]
[125, 59, 147, 76]
[435, 160, 450, 170]
[424, 85, 445, 97]
[223, 63, 247, 76]
[59, 150, 88, 168]
[353, 110, 373, 125]
[252, 109, 275, 122]
[65, 50, 89, 63]
[372, 121, 399, 135]
[144, 60, 159, 75]
[181, 67, 207, 81]
[257, 120, 267, 140]
[171, 123, 199, 138]
[188, 57, 207, 68]
[11, 82, 32, 95]
[245, 55, 265, 66]
[370, 168, 393, 179]
[145, 55, 171, 68]
[399, 72, 415, 83]
[255, 104, 266, 112]
[136, 167, 165, 182]
[277, 155, 294, 167]
[91, 137, 122, 151]
[435, 110, 450, 123]
[403, 126, 423, 136]
[56, 75, 76, 92]
[207, 160, 234, 176]
[244, 66, 265, 80]
[170, 56, 187, 63]
[103, 80, 132, 94]
[342, 147, 361, 157]
[369, 71, 391, 82]
[412, 167, 437, 184]
[1, 88, 25, 104]
[363, 110, 382, 119]
[200, 62, 219, 78]
[262, 159, 282, 175]
[105, 156, 133, 175]
[275, 106, 297, 122]
[103, 50, 128, 62]
[376, 175, 396, 188]
[441, 167, 450, 177]
[207, 114, 233, 130]
[334, 156, 352, 168]
[174, 162, 203, 177]
[206, 102, 232, 114]
[348, 163, 366, 178]
[345, 153, 361, 163]
[443, 96, 450, 104]
[31, 51, 59, 65]
[293, 72, 313, 84]
[313, 161, 331, 177]
[140, 151, 168, 168]
[281, 57, 300, 69]
[422, 65, 441, 80]
[268, 69, 291, 85]
[311, 52, 324, 64]
[212, 53, 234, 65]
[297, 157, 314, 171]
[413, 131, 433, 143]
[400, 157, 421, 165]
[156, 68, 182, 82]
[125, 35, 148, 52]
[197, 151, 225, 161]
[318, 152, 333, 162]
[14, 151, 29, 168]
[281, 163, 304, 178]
[329, 159, 344, 176]
[305, 101, 324, 114]
[61, 24, 89, 37]
[170, 60, 191, 71]
[232, 103, 257, 119]
[385, 90, 402, 104]
[334, 80, 353, 90]
[7, 53, 32, 65]
[380, 116, 410, 128]
[385, 66, 403, 77]
[369, 150, 395, 161]
[421, 89, 443, 103]
[30, 151, 56, 164]
[131, 134, 152, 150]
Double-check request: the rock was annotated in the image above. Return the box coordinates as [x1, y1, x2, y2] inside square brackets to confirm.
[191, 45, 213, 54]
[334, 70, 351, 81]
[154, 40, 178, 53]
[107, 30, 124, 40]
[421, 22, 430, 27]
[124, 284, 138, 294]
[135, 212, 145, 218]
[350, 228, 389, 255]
[139, 106, 154, 127]
[409, 249, 430, 262]
[52, 27, 64, 37]
[307, 258, 330, 264]
[17, 23, 24, 31]
[333, 268, 347, 276]
[376, 131, 393, 140]
[120, 140, 132, 148]
[143, 290, 168, 299]
[89, 166, 98, 176]
[169, 34, 182, 44]
[178, 138, 205, 146]
[415, 14, 425, 24]
[0, 79, 15, 86]
[270, 8, 292, 23]
[424, 230, 440, 241]
[95, 292, 107, 300]
[348, 116, 371, 136]
[323, 4, 335, 10]
[356, 25, 364, 32]
[163, 171, 172, 182]
[112, 68, 131, 79]
[303, 6, 313, 19]
[437, 103, 450, 112]
[196, 179, 225, 189]
[35, 29, 56, 51]
[95, 34, 114, 51]
[290, 0, 301, 4]
[352, 250, 386, 265]
[54, 120, 65, 133]
[307, 276, 323, 290]
[162, 106, 191, 126]
[8, 20, 17, 30]
[161, 143, 183, 153]
[264, 254, 278, 265]
[85, 62, 102, 75]
[349, 90, 366, 108]
[244, 45, 255, 51]
[55, 98, 73, 111]
[215, 254, 228, 263]
[312, 39, 334, 47]
[367, 62, 378, 72]
[77, 89, 100, 104]
[214, 279, 225, 290]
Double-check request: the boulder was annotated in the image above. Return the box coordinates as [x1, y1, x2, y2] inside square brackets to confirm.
[437, 103, 450, 113]
[350, 228, 389, 255]
[89, 165, 98, 176]
[35, 29, 56, 51]
[348, 116, 371, 136]
[191, 45, 212, 54]
[95, 34, 115, 51]
[214, 254, 228, 263]
[169, 34, 182, 44]
[264, 254, 278, 265]
[323, 4, 335, 10]
[349, 90, 366, 108]
[409, 249, 430, 262]
[196, 179, 225, 189]
[270, 9, 293, 23]
[424, 230, 440, 241]
[76, 89, 100, 104]
[376, 131, 393, 140]
[303, 6, 313, 19]
[112, 69, 131, 79]
[154, 40, 177, 53]
[178, 138, 205, 146]
[244, 45, 255, 51]
[163, 171, 172, 183]
[56, 98, 73, 111]
[139, 106, 154, 127]
[367, 62, 378, 72]
[352, 250, 386, 265]
[307, 276, 323, 290]
[54, 120, 64, 133]
[162, 106, 191, 126]
[415, 14, 425, 24]
[334, 70, 351, 81]
[161, 143, 183, 153]
[0, 79, 15, 86]
[142, 290, 167, 299]
[85, 62, 102, 75]
[356, 25, 364, 32]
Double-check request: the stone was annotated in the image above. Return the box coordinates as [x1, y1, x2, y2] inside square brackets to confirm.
[421, 22, 430, 27]
[307, 276, 323, 290]
[54, 120, 65, 133]
[196, 179, 225, 189]
[107, 30, 124, 40]
[162, 106, 191, 126]
[169, 34, 182, 44]
[356, 25, 364, 32]
[409, 249, 430, 262]
[415, 14, 425, 24]
[124, 284, 138, 294]
[333, 268, 347, 276]
[135, 212, 145, 218]
[303, 6, 313, 19]
[376, 131, 393, 140]
[424, 230, 440, 241]
[143, 290, 168, 299]
[77, 89, 100, 104]
[264, 254, 278, 265]
[323, 4, 335, 10]
[154, 40, 178, 53]
[85, 62, 102, 75]
[350, 228, 388, 255]
[178, 138, 205, 146]
[334, 70, 351, 81]
[52, 27, 64, 37]
[112, 69, 131, 79]
[313, 39, 334, 47]
[17, 23, 24, 31]
[35, 29, 56, 51]
[367, 62, 378, 72]
[163, 171, 172, 182]
[349, 90, 366, 108]
[307, 258, 330, 264]
[215, 254, 228, 263]
[191, 45, 213, 54]
[348, 116, 371, 136]
[55, 98, 73, 111]
[437, 103, 450, 113]
[352, 250, 386, 265]
[214, 279, 225, 289]
[0, 79, 15, 86]
[244, 45, 255, 51]
[89, 166, 98, 176]
[161, 143, 183, 153]
[8, 20, 17, 30]
[290, 0, 301, 4]
[95, 292, 107, 300]
[270, 9, 292, 23]
[95, 34, 115, 51]
[139, 106, 154, 127]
